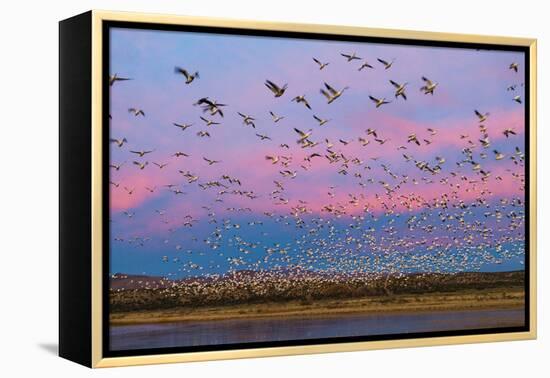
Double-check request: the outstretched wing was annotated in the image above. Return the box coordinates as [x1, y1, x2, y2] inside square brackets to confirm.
[324, 82, 337, 95]
[320, 89, 331, 100]
[421, 76, 433, 86]
[294, 128, 306, 137]
[389, 80, 400, 88]
[174, 66, 190, 79]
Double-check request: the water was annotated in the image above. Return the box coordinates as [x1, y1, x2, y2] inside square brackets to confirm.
[110, 309, 524, 351]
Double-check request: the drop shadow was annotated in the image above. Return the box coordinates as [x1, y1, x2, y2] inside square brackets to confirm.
[38, 343, 59, 356]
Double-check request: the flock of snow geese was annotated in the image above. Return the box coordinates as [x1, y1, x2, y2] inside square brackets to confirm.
[109, 49, 526, 283]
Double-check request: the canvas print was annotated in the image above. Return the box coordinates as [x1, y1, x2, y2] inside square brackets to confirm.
[107, 26, 527, 354]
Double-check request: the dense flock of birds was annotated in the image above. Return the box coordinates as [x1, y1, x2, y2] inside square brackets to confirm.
[109, 50, 526, 287]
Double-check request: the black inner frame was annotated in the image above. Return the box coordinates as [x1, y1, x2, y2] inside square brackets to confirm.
[102, 20, 531, 358]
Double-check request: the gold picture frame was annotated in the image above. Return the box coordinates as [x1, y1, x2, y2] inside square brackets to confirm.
[59, 9, 537, 368]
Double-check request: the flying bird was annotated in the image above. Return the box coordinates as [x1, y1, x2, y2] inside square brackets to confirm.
[195, 97, 226, 117]
[366, 128, 378, 138]
[503, 128, 517, 138]
[269, 111, 284, 123]
[200, 116, 220, 127]
[312, 57, 329, 70]
[133, 161, 148, 170]
[358, 137, 370, 146]
[377, 58, 395, 69]
[110, 137, 127, 147]
[153, 162, 168, 169]
[109, 74, 131, 86]
[130, 150, 153, 157]
[407, 134, 421, 146]
[174, 66, 199, 84]
[293, 127, 312, 144]
[341, 52, 361, 62]
[109, 162, 125, 171]
[320, 82, 348, 104]
[292, 95, 312, 109]
[256, 133, 272, 141]
[474, 110, 490, 122]
[128, 108, 145, 117]
[420, 76, 438, 95]
[358, 62, 374, 71]
[494, 150, 505, 160]
[369, 95, 391, 108]
[173, 122, 193, 131]
[509, 62, 519, 72]
[265, 155, 280, 164]
[389, 80, 408, 100]
[203, 157, 221, 165]
[265, 80, 287, 97]
[238, 112, 256, 128]
[197, 131, 211, 138]
[313, 115, 330, 126]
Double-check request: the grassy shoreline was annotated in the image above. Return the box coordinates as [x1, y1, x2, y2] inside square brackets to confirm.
[110, 287, 524, 326]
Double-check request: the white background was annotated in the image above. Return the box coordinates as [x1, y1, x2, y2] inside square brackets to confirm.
[0, 0, 547, 376]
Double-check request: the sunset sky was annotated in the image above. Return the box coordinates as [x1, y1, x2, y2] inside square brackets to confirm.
[108, 27, 526, 278]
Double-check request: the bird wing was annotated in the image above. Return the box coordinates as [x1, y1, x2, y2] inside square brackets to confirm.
[341, 53, 351, 58]
[389, 80, 400, 88]
[421, 76, 433, 85]
[320, 89, 331, 100]
[237, 112, 246, 118]
[199, 97, 215, 107]
[264, 82, 276, 93]
[175, 66, 190, 79]
[129, 150, 140, 155]
[265, 80, 280, 92]
[369, 95, 379, 103]
[294, 128, 306, 137]
[313, 115, 321, 122]
[313, 57, 322, 66]
[324, 82, 337, 95]
[377, 58, 389, 65]
[474, 110, 483, 118]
